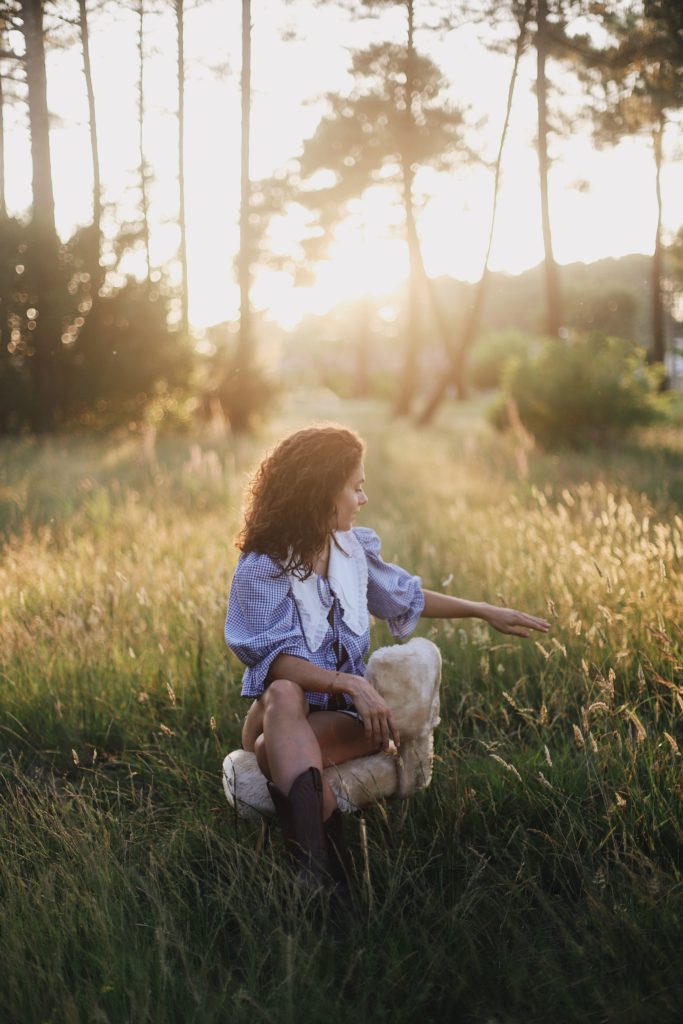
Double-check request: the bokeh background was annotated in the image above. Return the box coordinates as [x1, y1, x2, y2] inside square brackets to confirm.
[1, 0, 682, 436]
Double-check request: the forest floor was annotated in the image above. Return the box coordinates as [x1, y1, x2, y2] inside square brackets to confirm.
[1, 392, 682, 1023]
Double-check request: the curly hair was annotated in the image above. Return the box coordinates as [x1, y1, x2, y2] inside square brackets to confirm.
[237, 424, 365, 579]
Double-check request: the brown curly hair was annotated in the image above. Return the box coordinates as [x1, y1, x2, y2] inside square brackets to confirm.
[237, 424, 365, 579]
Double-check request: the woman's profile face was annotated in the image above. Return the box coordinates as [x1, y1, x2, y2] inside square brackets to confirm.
[333, 461, 367, 532]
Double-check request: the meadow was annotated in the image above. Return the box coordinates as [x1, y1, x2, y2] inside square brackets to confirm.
[1, 392, 682, 1024]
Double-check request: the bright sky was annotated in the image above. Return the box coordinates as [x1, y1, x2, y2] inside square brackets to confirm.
[4, 0, 682, 330]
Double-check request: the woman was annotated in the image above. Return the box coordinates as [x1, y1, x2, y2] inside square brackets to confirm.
[225, 425, 549, 889]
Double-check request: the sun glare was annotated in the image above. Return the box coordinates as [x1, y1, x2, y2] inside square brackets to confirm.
[4, 0, 680, 333]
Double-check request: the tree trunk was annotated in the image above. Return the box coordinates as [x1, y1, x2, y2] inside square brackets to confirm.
[0, 46, 6, 220]
[536, 0, 561, 338]
[0, 39, 8, 431]
[650, 115, 666, 368]
[22, 0, 62, 432]
[176, 0, 189, 336]
[393, 0, 421, 416]
[78, 0, 102, 292]
[417, 0, 530, 425]
[138, 0, 150, 282]
[22, 0, 55, 235]
[237, 0, 252, 372]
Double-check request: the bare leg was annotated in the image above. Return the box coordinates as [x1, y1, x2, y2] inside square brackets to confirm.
[255, 684, 381, 820]
[257, 679, 331, 808]
[241, 698, 264, 752]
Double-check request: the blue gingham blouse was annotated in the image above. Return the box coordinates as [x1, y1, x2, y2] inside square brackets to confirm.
[225, 526, 424, 708]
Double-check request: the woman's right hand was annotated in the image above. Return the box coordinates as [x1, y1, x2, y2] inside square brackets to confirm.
[346, 676, 400, 753]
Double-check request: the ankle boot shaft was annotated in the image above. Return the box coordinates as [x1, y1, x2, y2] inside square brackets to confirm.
[268, 767, 332, 888]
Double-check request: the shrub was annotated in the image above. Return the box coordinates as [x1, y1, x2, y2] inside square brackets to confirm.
[469, 330, 540, 390]
[207, 358, 279, 432]
[492, 332, 666, 448]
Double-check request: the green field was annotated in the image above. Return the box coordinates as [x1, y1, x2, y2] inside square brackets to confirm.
[1, 394, 682, 1024]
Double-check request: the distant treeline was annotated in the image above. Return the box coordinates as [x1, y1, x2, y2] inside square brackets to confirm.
[282, 252, 677, 390]
[0, 1, 681, 433]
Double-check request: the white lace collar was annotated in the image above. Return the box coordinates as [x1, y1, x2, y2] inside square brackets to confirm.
[285, 530, 369, 652]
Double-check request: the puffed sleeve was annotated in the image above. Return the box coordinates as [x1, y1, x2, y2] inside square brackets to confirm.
[353, 527, 425, 640]
[225, 552, 312, 697]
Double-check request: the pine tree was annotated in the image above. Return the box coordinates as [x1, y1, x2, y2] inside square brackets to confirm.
[588, 0, 683, 369]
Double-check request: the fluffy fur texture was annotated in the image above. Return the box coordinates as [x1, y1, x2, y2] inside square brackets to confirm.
[222, 637, 442, 820]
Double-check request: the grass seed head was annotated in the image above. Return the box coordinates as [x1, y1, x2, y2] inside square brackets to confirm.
[663, 732, 680, 756]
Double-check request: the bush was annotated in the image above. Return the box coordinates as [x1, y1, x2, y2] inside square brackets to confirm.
[469, 330, 540, 390]
[206, 358, 279, 432]
[492, 332, 666, 448]
[64, 279, 196, 429]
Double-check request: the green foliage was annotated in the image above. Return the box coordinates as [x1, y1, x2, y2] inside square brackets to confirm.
[206, 342, 280, 433]
[493, 332, 666, 448]
[0, 217, 197, 434]
[64, 279, 195, 429]
[564, 285, 639, 339]
[253, 40, 466, 269]
[469, 330, 540, 390]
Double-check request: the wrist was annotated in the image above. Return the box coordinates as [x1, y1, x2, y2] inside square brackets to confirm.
[327, 670, 342, 696]
[340, 675, 361, 697]
[478, 601, 493, 623]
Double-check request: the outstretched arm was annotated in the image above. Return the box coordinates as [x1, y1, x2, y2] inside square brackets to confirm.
[421, 589, 550, 638]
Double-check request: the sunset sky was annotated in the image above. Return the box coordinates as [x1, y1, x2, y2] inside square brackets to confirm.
[4, 0, 683, 330]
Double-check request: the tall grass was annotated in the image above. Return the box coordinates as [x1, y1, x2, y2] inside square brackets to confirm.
[1, 395, 681, 1023]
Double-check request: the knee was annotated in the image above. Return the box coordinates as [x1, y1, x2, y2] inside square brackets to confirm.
[262, 678, 306, 717]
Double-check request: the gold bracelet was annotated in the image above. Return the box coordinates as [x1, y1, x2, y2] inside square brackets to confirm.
[329, 671, 340, 695]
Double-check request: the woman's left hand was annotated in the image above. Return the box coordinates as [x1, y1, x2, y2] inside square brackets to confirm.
[481, 603, 551, 637]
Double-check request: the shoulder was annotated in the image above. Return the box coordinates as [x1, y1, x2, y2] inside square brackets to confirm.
[351, 526, 382, 557]
[231, 551, 289, 595]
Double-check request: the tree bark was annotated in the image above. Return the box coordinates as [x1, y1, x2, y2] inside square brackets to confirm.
[0, 44, 6, 220]
[78, 0, 102, 291]
[0, 35, 8, 429]
[536, 0, 562, 338]
[176, 0, 189, 336]
[650, 114, 666, 367]
[393, 0, 422, 416]
[138, 0, 150, 282]
[23, 0, 56, 235]
[22, 0, 62, 432]
[237, 0, 252, 371]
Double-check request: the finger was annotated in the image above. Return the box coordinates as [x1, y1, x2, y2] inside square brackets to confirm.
[366, 710, 377, 746]
[525, 615, 550, 629]
[378, 713, 389, 751]
[362, 711, 373, 742]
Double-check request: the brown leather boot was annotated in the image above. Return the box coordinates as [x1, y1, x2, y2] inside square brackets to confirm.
[267, 767, 332, 889]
